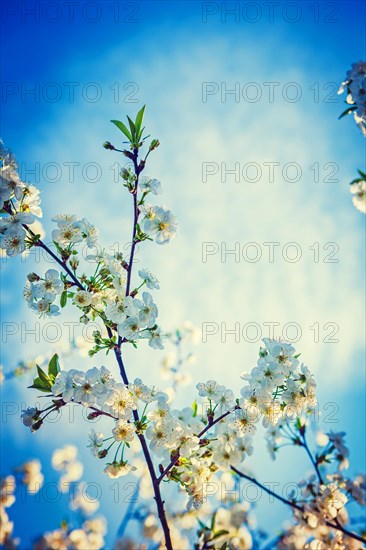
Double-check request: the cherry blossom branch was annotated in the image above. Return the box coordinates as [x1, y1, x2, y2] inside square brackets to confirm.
[299, 431, 345, 533]
[25, 226, 85, 292]
[39, 245, 83, 289]
[231, 467, 366, 545]
[107, 145, 172, 549]
[107, 339, 173, 548]
[88, 406, 117, 420]
[21, 148, 173, 549]
[136, 426, 173, 549]
[125, 147, 140, 297]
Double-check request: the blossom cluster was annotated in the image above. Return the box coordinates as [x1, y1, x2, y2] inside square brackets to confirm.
[33, 517, 106, 550]
[119, 164, 177, 246]
[0, 475, 16, 547]
[24, 269, 64, 318]
[52, 444, 84, 492]
[338, 61, 366, 135]
[115, 496, 255, 550]
[45, 366, 168, 478]
[15, 459, 44, 494]
[142, 339, 317, 509]
[140, 204, 177, 245]
[241, 339, 316, 425]
[1, 449, 106, 550]
[290, 473, 365, 548]
[1, 461, 43, 547]
[22, 339, 318, 513]
[0, 143, 43, 256]
[21, 248, 164, 348]
[0, 134, 173, 356]
[14, 334, 366, 548]
[52, 214, 99, 250]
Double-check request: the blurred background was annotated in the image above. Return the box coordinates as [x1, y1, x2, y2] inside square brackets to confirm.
[1, 0, 365, 547]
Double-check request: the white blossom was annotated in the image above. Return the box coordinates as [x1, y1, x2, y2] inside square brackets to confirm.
[112, 419, 136, 442]
[134, 292, 158, 326]
[196, 380, 225, 402]
[87, 429, 104, 456]
[142, 205, 177, 244]
[104, 384, 137, 419]
[138, 268, 160, 290]
[139, 175, 162, 195]
[104, 461, 136, 478]
[118, 316, 142, 341]
[350, 179, 366, 213]
[73, 290, 93, 308]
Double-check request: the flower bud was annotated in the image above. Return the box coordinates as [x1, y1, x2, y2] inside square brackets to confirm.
[103, 141, 115, 150]
[27, 272, 40, 282]
[120, 168, 130, 180]
[92, 330, 102, 344]
[149, 139, 160, 151]
[98, 449, 108, 459]
[31, 418, 43, 432]
[80, 314, 89, 324]
[69, 257, 79, 271]
[87, 411, 101, 420]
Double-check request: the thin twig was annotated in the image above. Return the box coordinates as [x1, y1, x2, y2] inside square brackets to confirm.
[231, 466, 366, 545]
[300, 431, 324, 484]
[157, 407, 238, 484]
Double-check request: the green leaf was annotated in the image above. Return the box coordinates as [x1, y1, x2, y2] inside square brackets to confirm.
[350, 178, 363, 184]
[28, 377, 51, 392]
[197, 519, 208, 531]
[48, 354, 60, 378]
[338, 106, 357, 120]
[111, 120, 132, 141]
[37, 365, 48, 384]
[357, 169, 366, 179]
[210, 511, 217, 531]
[127, 116, 136, 140]
[192, 400, 198, 418]
[135, 105, 146, 139]
[295, 417, 303, 432]
[60, 291, 67, 308]
[37, 365, 51, 386]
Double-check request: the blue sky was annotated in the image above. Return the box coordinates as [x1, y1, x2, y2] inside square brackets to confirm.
[1, 0, 366, 547]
